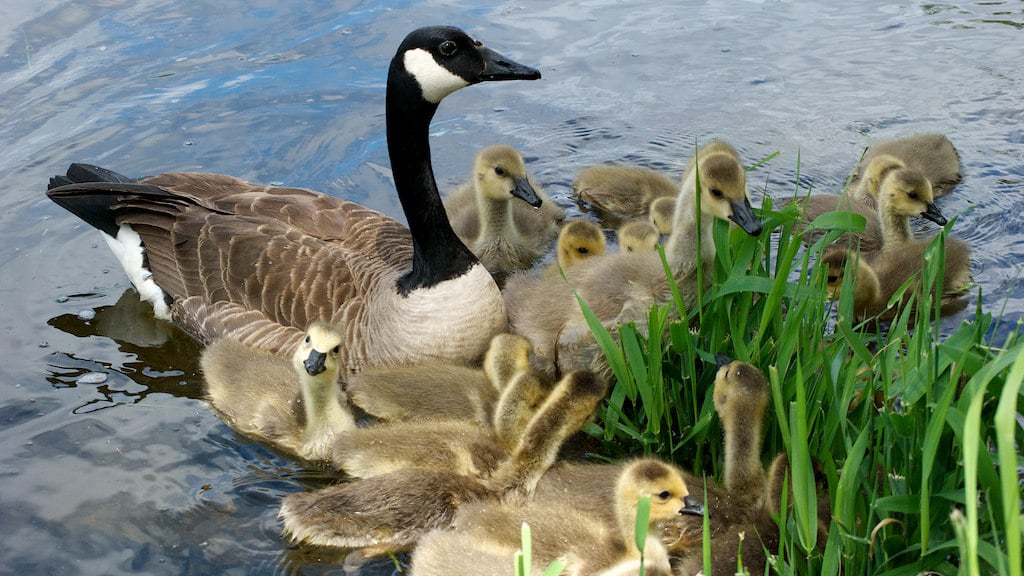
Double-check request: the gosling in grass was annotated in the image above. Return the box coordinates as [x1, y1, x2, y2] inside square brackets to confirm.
[820, 242, 971, 322]
[344, 332, 534, 427]
[411, 458, 703, 576]
[505, 140, 763, 377]
[848, 133, 961, 204]
[618, 219, 660, 253]
[573, 163, 680, 218]
[795, 154, 945, 254]
[201, 321, 354, 461]
[445, 145, 564, 278]
[279, 369, 607, 555]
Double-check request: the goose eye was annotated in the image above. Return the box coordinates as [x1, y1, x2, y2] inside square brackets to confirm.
[304, 335, 311, 344]
[657, 490, 671, 500]
[577, 247, 588, 254]
[710, 188, 724, 198]
[439, 40, 458, 56]
[494, 166, 506, 177]
[331, 345, 340, 357]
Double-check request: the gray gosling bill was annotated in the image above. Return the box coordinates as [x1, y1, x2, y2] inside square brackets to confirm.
[445, 144, 564, 278]
[201, 321, 354, 461]
[411, 458, 703, 576]
[278, 369, 606, 556]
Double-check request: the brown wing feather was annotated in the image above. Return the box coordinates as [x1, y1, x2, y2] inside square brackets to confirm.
[99, 173, 413, 358]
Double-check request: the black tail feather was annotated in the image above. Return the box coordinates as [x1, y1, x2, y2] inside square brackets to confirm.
[48, 163, 135, 190]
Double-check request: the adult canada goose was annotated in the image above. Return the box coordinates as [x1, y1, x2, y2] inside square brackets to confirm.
[795, 155, 946, 254]
[505, 141, 763, 376]
[412, 458, 704, 576]
[848, 134, 961, 203]
[649, 196, 676, 234]
[46, 26, 541, 372]
[618, 219, 660, 253]
[573, 164, 679, 218]
[279, 369, 606, 554]
[343, 332, 531, 427]
[201, 321, 354, 461]
[819, 242, 971, 322]
[444, 145, 564, 278]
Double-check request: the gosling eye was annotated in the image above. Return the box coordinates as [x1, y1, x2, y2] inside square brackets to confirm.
[710, 188, 725, 198]
[907, 191, 919, 200]
[439, 40, 458, 56]
[827, 275, 838, 283]
[577, 247, 588, 254]
[657, 490, 671, 500]
[626, 247, 634, 252]
[494, 166, 506, 177]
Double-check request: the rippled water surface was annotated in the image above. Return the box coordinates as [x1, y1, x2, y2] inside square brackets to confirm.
[1, 0, 1022, 573]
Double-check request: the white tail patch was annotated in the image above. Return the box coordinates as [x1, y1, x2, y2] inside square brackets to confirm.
[404, 48, 469, 104]
[101, 224, 171, 319]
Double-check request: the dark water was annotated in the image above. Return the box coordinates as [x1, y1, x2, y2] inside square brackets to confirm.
[1, 0, 1022, 573]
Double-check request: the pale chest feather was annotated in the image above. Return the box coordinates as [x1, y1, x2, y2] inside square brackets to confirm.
[352, 264, 507, 368]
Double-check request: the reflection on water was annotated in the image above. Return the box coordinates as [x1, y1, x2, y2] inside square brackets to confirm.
[2, 0, 1024, 573]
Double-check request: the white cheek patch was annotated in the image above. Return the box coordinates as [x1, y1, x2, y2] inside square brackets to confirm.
[404, 48, 470, 104]
[102, 224, 171, 319]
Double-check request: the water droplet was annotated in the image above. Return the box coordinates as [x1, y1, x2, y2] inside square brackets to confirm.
[77, 372, 108, 385]
[184, 141, 195, 147]
[38, 341, 49, 348]
[56, 295, 69, 303]
[78, 309, 96, 321]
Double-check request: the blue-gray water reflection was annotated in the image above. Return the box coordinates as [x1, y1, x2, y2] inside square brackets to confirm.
[1, 0, 1022, 573]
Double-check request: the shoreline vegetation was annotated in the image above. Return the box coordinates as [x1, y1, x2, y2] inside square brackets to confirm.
[571, 157, 1022, 575]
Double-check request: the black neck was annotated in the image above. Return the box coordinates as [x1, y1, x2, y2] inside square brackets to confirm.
[386, 64, 479, 294]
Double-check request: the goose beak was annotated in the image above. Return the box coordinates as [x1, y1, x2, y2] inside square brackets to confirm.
[728, 197, 763, 236]
[304, 350, 327, 376]
[680, 495, 706, 517]
[512, 177, 542, 208]
[714, 353, 734, 369]
[921, 202, 947, 226]
[477, 46, 542, 81]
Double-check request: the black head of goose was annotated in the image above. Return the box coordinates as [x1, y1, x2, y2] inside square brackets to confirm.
[46, 26, 541, 371]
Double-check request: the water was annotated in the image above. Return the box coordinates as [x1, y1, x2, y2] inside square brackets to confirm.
[1, 0, 1022, 573]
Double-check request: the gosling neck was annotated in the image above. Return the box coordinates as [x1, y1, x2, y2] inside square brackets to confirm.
[878, 192, 913, 246]
[301, 374, 355, 437]
[387, 61, 479, 294]
[664, 171, 715, 276]
[722, 406, 765, 495]
[477, 191, 514, 241]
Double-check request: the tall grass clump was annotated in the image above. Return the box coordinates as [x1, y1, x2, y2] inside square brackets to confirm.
[578, 163, 1023, 575]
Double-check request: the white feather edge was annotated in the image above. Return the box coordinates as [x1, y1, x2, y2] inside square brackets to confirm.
[102, 224, 171, 319]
